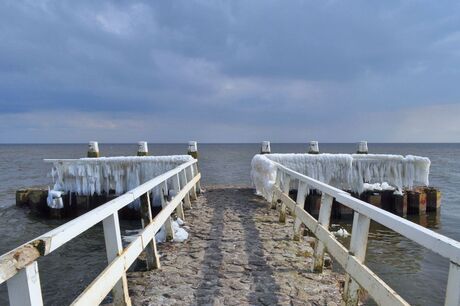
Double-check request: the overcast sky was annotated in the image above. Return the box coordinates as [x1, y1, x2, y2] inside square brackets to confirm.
[1, 1, 460, 143]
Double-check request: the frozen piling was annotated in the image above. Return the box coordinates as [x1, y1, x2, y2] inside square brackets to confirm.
[261, 141, 271, 154]
[87, 141, 100, 158]
[357, 141, 368, 154]
[137, 141, 149, 156]
[308, 141, 319, 154]
[187, 141, 198, 159]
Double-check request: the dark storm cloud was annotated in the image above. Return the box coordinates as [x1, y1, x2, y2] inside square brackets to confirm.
[1, 0, 460, 142]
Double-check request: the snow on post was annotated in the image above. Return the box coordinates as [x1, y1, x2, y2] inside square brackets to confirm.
[87, 141, 100, 158]
[187, 141, 198, 159]
[251, 153, 430, 200]
[261, 141, 271, 154]
[357, 141, 368, 154]
[308, 141, 320, 154]
[137, 141, 149, 156]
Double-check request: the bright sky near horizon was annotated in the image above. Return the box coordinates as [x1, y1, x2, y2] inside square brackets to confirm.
[1, 1, 460, 143]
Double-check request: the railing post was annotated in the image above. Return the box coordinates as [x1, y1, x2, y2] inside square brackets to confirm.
[172, 174, 186, 220]
[161, 182, 175, 241]
[445, 261, 460, 306]
[279, 173, 291, 223]
[192, 162, 202, 194]
[140, 192, 161, 270]
[293, 181, 307, 241]
[271, 169, 281, 209]
[102, 212, 131, 306]
[7, 261, 43, 306]
[179, 170, 192, 209]
[186, 165, 197, 200]
[343, 212, 371, 306]
[312, 193, 333, 273]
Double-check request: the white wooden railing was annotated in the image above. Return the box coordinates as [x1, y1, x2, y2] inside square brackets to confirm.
[0, 159, 201, 306]
[271, 161, 460, 306]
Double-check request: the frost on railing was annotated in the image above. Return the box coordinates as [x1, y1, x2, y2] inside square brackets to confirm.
[251, 153, 430, 200]
[49, 155, 194, 196]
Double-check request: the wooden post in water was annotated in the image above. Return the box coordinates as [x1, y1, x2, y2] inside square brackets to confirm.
[357, 141, 368, 154]
[312, 194, 333, 273]
[261, 141, 271, 154]
[140, 192, 160, 270]
[308, 141, 319, 154]
[343, 212, 371, 305]
[87, 141, 100, 158]
[137, 141, 148, 156]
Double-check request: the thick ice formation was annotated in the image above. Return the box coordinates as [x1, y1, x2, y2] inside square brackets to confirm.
[251, 153, 430, 200]
[49, 155, 193, 196]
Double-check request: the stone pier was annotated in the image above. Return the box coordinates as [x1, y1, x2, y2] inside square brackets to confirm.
[128, 186, 343, 305]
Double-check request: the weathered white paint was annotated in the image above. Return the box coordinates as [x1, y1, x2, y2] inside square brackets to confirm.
[186, 165, 197, 200]
[293, 181, 307, 240]
[140, 192, 160, 270]
[7, 262, 43, 306]
[161, 181, 175, 241]
[193, 162, 202, 193]
[312, 194, 333, 273]
[0, 159, 201, 306]
[173, 174, 186, 220]
[188, 141, 198, 153]
[88, 141, 99, 153]
[343, 212, 370, 305]
[269, 161, 460, 306]
[179, 170, 192, 209]
[103, 212, 131, 306]
[279, 173, 291, 223]
[357, 141, 368, 154]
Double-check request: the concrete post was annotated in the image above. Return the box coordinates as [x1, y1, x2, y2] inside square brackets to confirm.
[87, 141, 100, 158]
[261, 141, 271, 154]
[308, 141, 319, 154]
[137, 141, 148, 156]
[187, 141, 198, 159]
[357, 141, 368, 154]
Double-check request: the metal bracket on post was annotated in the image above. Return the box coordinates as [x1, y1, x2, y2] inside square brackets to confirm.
[312, 193, 334, 273]
[293, 181, 308, 241]
[140, 192, 161, 271]
[102, 212, 132, 306]
[161, 182, 175, 241]
[279, 173, 291, 223]
[343, 212, 371, 306]
[7, 261, 43, 306]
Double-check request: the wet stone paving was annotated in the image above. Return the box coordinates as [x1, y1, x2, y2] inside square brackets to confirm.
[128, 186, 343, 306]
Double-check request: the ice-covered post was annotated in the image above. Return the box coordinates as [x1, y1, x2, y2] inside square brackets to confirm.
[308, 141, 319, 154]
[187, 141, 198, 159]
[137, 141, 149, 156]
[187, 141, 202, 193]
[87, 141, 100, 158]
[357, 141, 368, 154]
[261, 141, 271, 154]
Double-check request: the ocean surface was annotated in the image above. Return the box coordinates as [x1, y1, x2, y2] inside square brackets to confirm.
[0, 143, 459, 305]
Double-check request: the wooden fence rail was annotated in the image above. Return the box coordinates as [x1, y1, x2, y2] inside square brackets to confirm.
[0, 159, 201, 306]
[271, 161, 460, 306]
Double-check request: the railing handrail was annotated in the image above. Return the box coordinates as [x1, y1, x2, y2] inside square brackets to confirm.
[273, 161, 460, 264]
[270, 160, 460, 306]
[0, 158, 197, 286]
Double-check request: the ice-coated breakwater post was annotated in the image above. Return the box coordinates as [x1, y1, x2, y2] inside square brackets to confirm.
[357, 141, 368, 154]
[87, 141, 100, 158]
[187, 141, 198, 159]
[187, 141, 202, 194]
[137, 141, 149, 156]
[308, 141, 319, 154]
[260, 141, 271, 154]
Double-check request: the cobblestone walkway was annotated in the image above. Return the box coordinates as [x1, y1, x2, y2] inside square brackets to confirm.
[128, 186, 343, 306]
